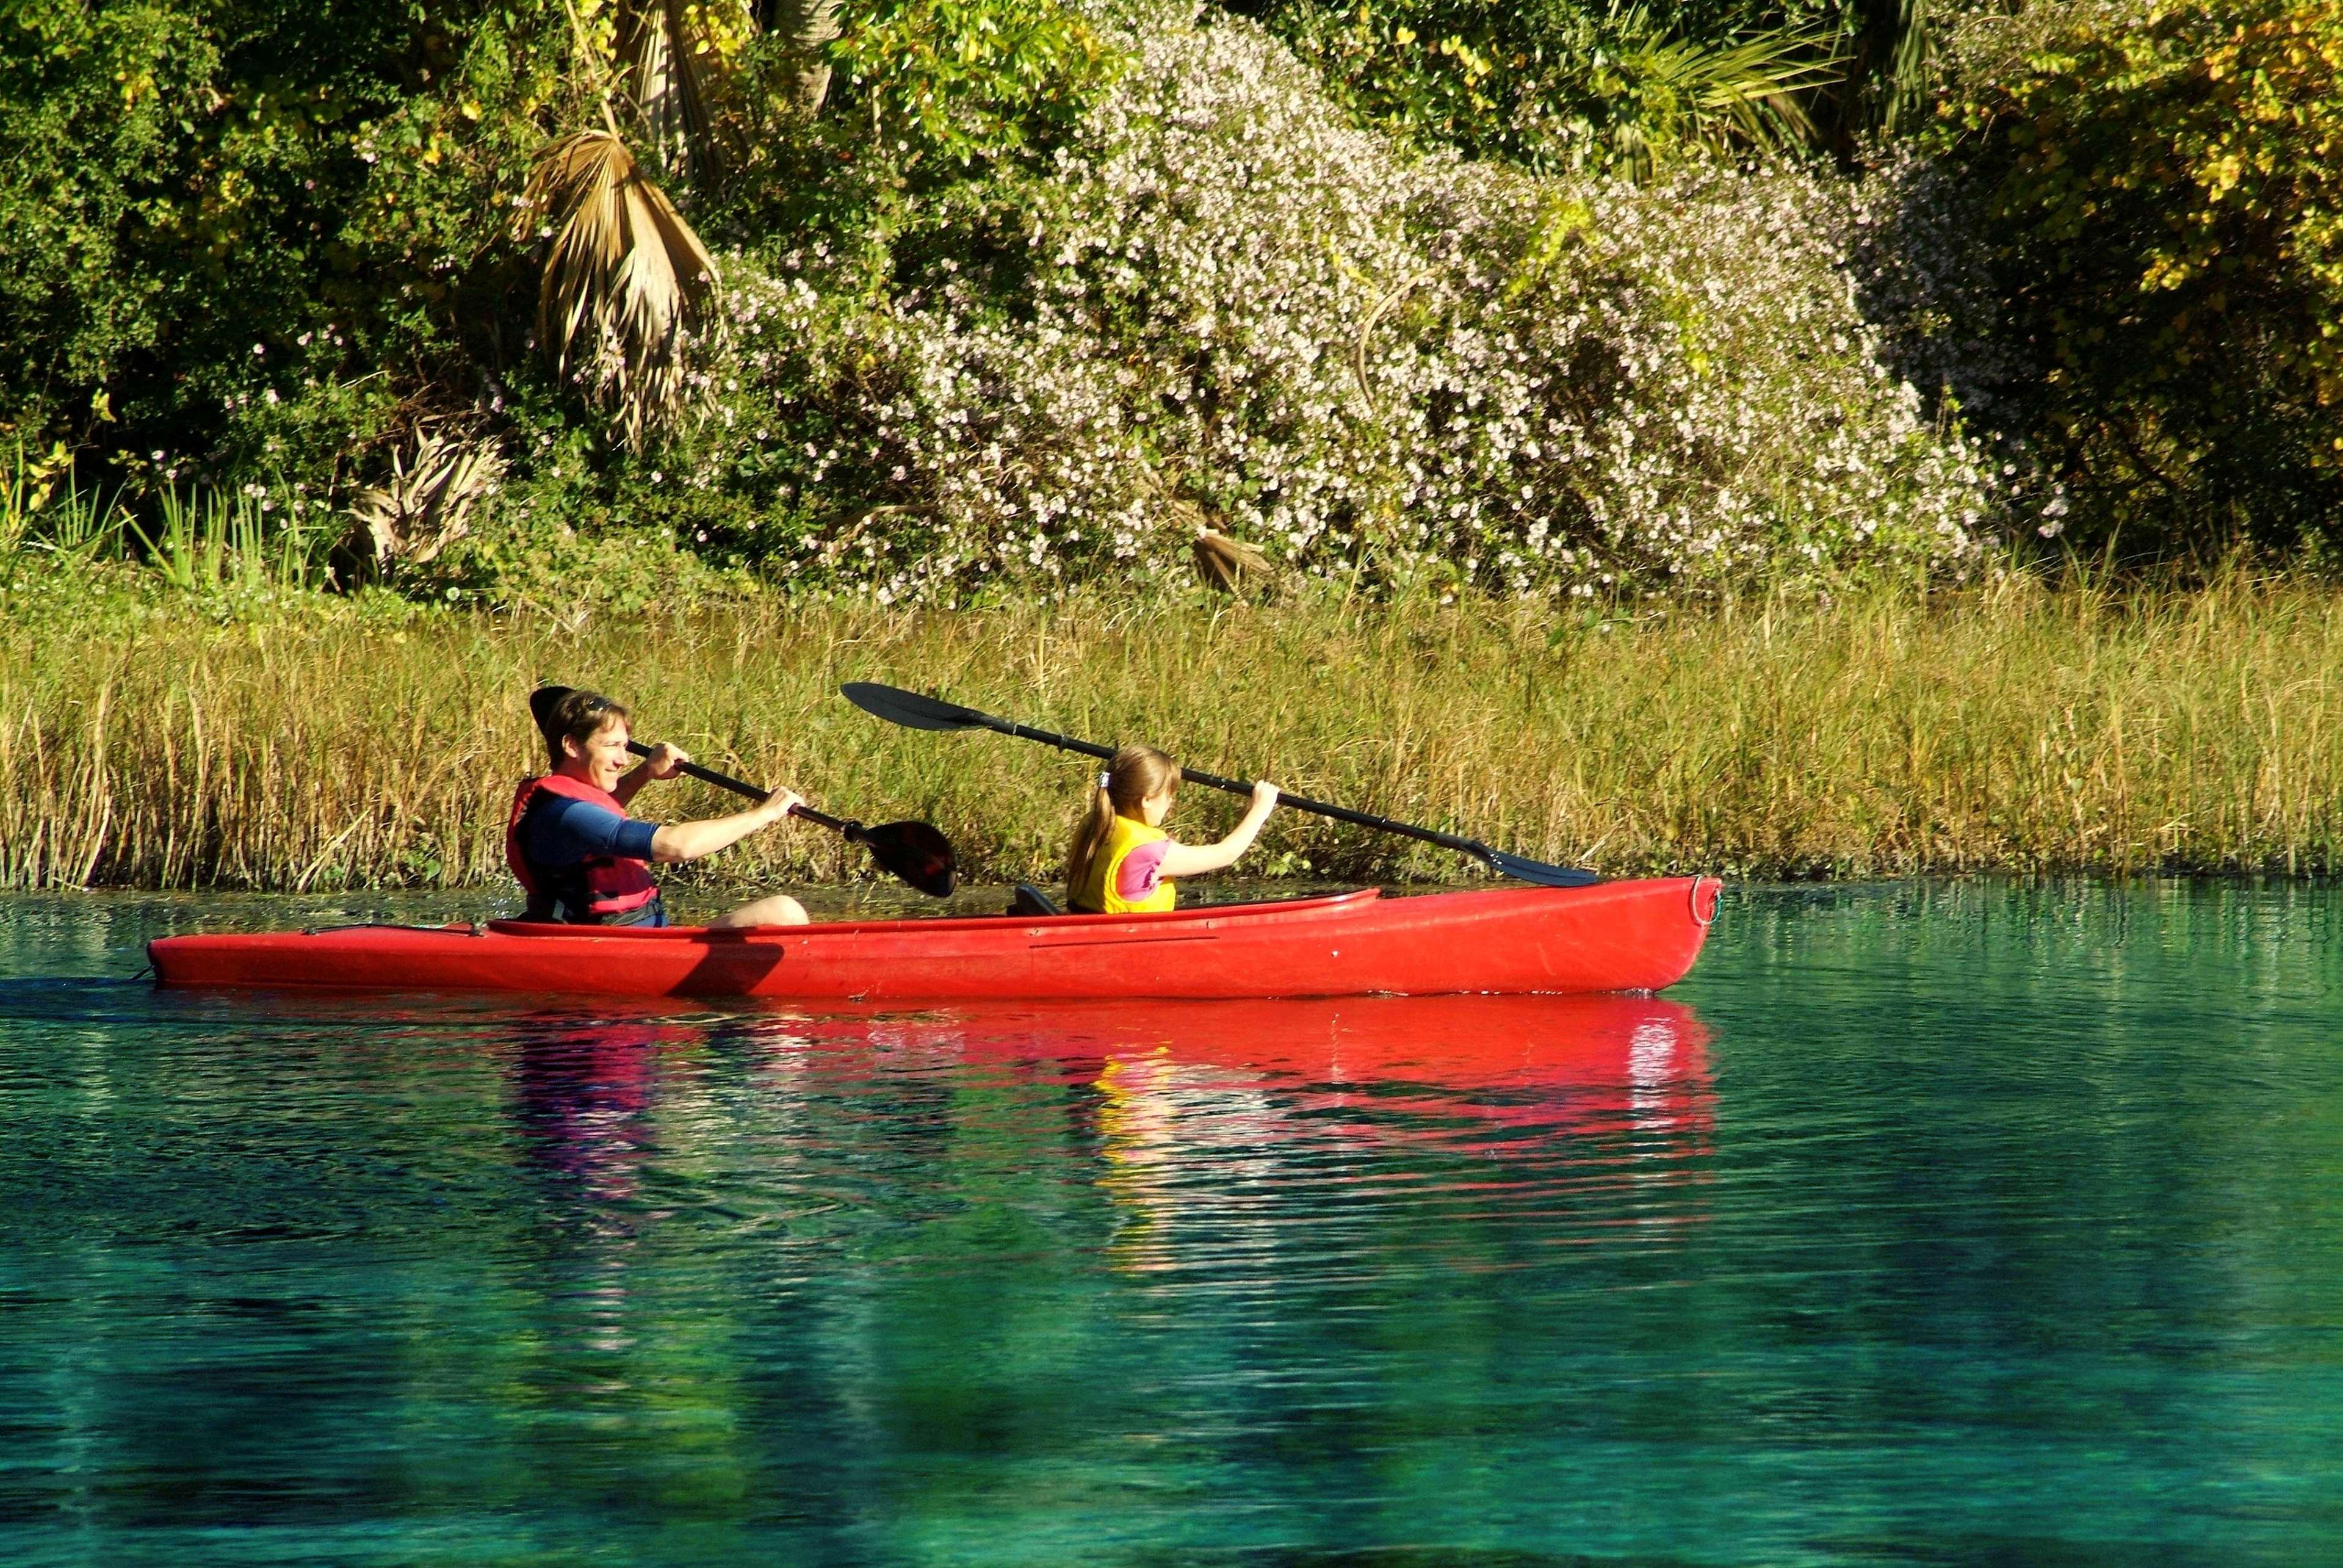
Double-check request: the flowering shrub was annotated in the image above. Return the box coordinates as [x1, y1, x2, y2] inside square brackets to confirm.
[688, 0, 2002, 599]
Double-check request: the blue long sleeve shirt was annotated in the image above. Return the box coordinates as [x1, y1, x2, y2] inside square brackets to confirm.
[522, 794, 659, 867]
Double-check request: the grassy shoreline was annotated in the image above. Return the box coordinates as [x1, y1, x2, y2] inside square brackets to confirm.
[4, 579, 2339, 893]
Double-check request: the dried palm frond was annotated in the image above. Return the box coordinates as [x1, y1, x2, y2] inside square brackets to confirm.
[347, 431, 506, 571]
[514, 128, 721, 448]
[1135, 469, 1279, 595]
[1191, 526, 1275, 596]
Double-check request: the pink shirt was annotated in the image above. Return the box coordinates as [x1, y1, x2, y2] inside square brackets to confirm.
[1116, 840, 1171, 902]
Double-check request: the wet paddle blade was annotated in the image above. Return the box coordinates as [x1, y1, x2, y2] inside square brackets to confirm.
[1482, 848, 1603, 889]
[862, 819, 960, 897]
[842, 682, 991, 733]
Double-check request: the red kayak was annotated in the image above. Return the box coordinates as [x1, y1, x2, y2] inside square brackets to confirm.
[147, 878, 1722, 1001]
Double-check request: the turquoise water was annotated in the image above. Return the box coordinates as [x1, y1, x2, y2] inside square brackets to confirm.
[3, 882, 2339, 1566]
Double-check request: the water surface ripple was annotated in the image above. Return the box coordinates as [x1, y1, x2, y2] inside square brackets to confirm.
[2, 883, 2338, 1565]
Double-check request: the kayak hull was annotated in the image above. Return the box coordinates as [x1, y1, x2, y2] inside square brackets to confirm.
[147, 879, 1722, 1001]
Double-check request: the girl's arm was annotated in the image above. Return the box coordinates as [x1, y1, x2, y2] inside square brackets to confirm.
[649, 788, 802, 863]
[1156, 782, 1279, 879]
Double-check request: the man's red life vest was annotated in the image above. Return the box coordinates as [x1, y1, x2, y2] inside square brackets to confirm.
[505, 774, 660, 922]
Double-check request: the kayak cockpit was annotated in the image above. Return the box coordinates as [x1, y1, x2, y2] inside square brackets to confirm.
[482, 886, 1384, 939]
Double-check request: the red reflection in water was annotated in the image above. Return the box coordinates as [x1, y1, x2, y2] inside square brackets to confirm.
[217, 988, 1713, 1262]
[198, 986, 1711, 1173]
[742, 994, 1717, 1270]
[511, 1021, 704, 1213]
[937, 994, 1715, 1271]
[787, 992, 1714, 1147]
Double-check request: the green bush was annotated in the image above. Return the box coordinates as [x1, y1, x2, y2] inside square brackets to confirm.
[0, 2, 582, 490]
[0, 0, 1127, 587]
[1230, 0, 1846, 175]
[1932, 0, 2343, 557]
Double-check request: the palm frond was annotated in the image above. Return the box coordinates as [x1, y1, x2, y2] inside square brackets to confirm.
[1678, 29, 1836, 153]
[1191, 526, 1275, 596]
[1598, 5, 1840, 177]
[514, 128, 722, 448]
[1877, 0, 1935, 135]
[347, 430, 506, 571]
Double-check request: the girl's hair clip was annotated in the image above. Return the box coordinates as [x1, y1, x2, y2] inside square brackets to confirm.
[1097, 771, 1113, 790]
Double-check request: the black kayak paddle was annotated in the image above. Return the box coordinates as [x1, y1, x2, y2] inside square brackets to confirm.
[840, 681, 1598, 889]
[529, 686, 958, 897]
[621, 742, 958, 898]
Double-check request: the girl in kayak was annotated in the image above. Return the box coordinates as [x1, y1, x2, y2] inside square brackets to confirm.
[1064, 744, 1279, 914]
[509, 687, 811, 928]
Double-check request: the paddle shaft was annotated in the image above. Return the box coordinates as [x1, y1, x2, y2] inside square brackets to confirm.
[624, 740, 856, 837]
[955, 715, 1502, 860]
[838, 680, 1597, 888]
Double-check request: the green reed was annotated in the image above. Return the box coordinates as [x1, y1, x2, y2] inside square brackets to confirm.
[2, 576, 2339, 892]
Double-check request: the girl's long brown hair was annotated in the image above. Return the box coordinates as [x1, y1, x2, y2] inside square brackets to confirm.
[1064, 743, 1181, 902]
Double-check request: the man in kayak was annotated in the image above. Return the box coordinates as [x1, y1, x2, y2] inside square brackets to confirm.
[510, 687, 811, 928]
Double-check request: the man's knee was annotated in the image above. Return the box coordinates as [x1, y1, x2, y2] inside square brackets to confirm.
[712, 894, 808, 928]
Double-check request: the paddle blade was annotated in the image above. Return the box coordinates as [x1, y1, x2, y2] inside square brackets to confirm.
[861, 820, 960, 897]
[529, 685, 575, 730]
[842, 682, 991, 732]
[1482, 848, 1603, 889]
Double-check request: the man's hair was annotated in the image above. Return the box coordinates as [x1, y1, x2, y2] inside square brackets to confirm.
[529, 687, 629, 768]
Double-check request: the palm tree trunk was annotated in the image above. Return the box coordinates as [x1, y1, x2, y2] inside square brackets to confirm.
[767, 0, 840, 113]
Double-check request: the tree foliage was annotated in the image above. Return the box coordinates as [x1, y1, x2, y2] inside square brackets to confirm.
[10, 0, 2337, 597]
[1231, 0, 1843, 176]
[0, 1, 577, 486]
[1936, 0, 2343, 554]
[830, 0, 1115, 178]
[0, 0, 1111, 492]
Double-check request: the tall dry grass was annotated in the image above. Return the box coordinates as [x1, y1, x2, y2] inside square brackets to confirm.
[2, 577, 2339, 892]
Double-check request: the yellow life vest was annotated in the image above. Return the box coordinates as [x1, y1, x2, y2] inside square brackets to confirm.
[1074, 815, 1177, 914]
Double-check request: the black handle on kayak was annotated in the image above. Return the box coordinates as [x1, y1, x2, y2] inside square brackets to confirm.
[839, 682, 1600, 889]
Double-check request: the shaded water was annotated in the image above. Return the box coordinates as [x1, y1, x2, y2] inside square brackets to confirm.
[3, 882, 2339, 1565]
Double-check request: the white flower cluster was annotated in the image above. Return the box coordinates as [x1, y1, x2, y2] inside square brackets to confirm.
[708, 1, 2005, 598]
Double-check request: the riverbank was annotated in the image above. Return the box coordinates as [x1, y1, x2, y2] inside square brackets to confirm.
[4, 576, 2338, 892]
